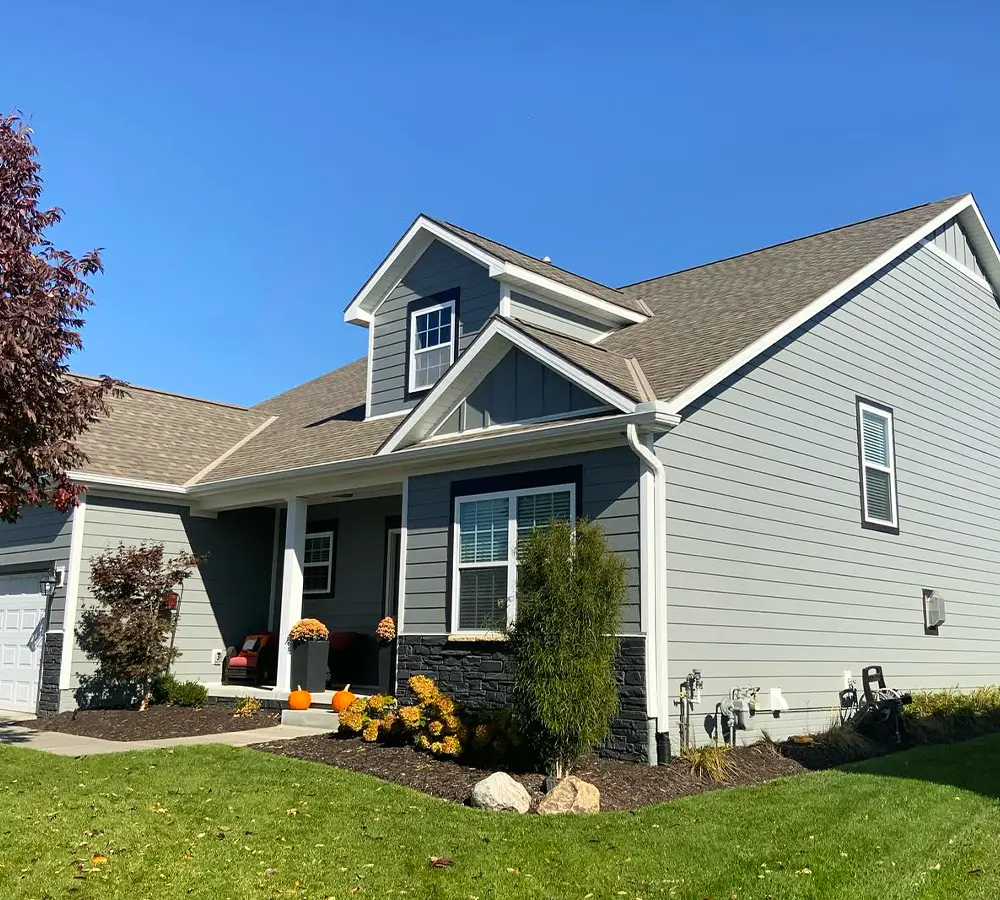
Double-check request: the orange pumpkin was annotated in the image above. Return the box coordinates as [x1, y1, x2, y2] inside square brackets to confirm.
[288, 685, 312, 710]
[332, 684, 356, 713]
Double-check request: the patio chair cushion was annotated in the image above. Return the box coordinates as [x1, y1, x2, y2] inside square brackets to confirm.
[227, 654, 253, 668]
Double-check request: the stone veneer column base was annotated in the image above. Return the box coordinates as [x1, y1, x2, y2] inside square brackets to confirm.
[395, 635, 649, 763]
[37, 631, 64, 716]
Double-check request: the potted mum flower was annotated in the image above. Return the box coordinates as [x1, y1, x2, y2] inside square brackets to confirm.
[375, 615, 396, 694]
[288, 618, 329, 692]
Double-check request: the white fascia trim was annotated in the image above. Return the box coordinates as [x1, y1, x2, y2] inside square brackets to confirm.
[394, 476, 410, 645]
[496, 262, 648, 325]
[919, 237, 995, 292]
[69, 471, 188, 496]
[663, 195, 976, 416]
[59, 496, 87, 690]
[190, 405, 678, 499]
[364, 319, 376, 419]
[378, 318, 640, 454]
[345, 216, 647, 328]
[345, 217, 501, 325]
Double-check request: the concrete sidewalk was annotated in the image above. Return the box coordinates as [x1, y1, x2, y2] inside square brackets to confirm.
[0, 712, 330, 756]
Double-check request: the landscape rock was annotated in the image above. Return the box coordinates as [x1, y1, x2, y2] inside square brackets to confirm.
[468, 772, 531, 813]
[537, 775, 600, 814]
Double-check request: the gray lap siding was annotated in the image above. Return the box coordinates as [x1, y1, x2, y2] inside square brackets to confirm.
[399, 446, 648, 761]
[403, 445, 642, 634]
[369, 240, 501, 418]
[656, 239, 1000, 743]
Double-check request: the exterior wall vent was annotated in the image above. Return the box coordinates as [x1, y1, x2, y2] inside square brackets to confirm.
[923, 588, 945, 632]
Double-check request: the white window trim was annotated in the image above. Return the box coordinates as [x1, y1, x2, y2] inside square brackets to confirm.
[302, 530, 335, 595]
[408, 298, 456, 394]
[450, 482, 576, 633]
[857, 401, 898, 530]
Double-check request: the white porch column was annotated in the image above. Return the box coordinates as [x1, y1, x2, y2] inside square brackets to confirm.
[275, 496, 307, 693]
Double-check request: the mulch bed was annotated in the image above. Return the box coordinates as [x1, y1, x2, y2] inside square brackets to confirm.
[254, 732, 807, 812]
[37, 706, 280, 742]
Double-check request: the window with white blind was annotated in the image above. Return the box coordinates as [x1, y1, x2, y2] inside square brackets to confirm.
[857, 400, 898, 532]
[408, 298, 456, 393]
[452, 483, 575, 631]
[303, 531, 335, 594]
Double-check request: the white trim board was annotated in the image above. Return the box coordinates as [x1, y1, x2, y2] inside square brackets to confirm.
[59, 496, 87, 691]
[344, 215, 646, 328]
[919, 238, 995, 292]
[378, 317, 640, 454]
[664, 195, 989, 416]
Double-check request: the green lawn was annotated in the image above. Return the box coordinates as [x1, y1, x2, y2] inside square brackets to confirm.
[2, 737, 1000, 899]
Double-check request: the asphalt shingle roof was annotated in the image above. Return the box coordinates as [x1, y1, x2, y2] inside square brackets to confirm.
[198, 358, 403, 484]
[73, 379, 271, 485]
[429, 218, 651, 315]
[602, 195, 964, 401]
[71, 195, 967, 486]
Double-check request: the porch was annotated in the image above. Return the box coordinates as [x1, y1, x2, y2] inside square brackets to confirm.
[208, 489, 403, 697]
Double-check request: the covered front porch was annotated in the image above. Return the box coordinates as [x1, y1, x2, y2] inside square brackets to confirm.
[212, 488, 403, 696]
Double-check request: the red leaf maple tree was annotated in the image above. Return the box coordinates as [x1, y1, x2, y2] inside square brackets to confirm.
[0, 113, 121, 522]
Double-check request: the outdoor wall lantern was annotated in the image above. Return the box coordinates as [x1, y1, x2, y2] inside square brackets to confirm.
[38, 567, 65, 599]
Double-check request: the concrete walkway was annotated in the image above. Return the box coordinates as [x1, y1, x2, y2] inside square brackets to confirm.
[0, 711, 330, 757]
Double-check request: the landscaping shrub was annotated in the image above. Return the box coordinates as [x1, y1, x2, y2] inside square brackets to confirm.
[149, 672, 207, 708]
[812, 721, 880, 761]
[680, 745, 735, 783]
[904, 686, 1000, 744]
[508, 518, 624, 776]
[233, 696, 262, 718]
[75, 542, 203, 709]
[338, 677, 477, 758]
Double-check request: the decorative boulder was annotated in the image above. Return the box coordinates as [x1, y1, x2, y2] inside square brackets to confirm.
[537, 775, 600, 814]
[468, 772, 531, 813]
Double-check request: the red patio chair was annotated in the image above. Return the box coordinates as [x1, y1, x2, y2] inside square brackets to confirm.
[223, 633, 275, 686]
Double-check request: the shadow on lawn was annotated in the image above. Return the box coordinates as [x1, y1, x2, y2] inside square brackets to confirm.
[826, 734, 1000, 801]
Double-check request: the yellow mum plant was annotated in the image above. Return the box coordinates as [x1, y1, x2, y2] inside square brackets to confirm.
[427, 719, 444, 737]
[338, 697, 367, 732]
[361, 721, 380, 742]
[288, 618, 329, 643]
[408, 675, 439, 702]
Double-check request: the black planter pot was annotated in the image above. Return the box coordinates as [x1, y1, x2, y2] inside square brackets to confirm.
[377, 641, 396, 694]
[291, 641, 328, 692]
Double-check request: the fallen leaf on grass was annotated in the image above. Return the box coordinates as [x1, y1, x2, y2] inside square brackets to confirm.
[796, 867, 812, 875]
[930, 864, 942, 871]
[429, 856, 455, 868]
[285, 808, 298, 816]
[85, 829, 104, 837]
[969, 868, 983, 876]
[90, 854, 108, 865]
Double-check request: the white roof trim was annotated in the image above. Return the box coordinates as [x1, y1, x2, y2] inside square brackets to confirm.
[378, 318, 639, 454]
[664, 195, 986, 416]
[69, 471, 188, 495]
[344, 215, 647, 327]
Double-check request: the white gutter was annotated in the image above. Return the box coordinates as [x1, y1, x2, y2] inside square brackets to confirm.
[625, 424, 669, 748]
[190, 405, 679, 499]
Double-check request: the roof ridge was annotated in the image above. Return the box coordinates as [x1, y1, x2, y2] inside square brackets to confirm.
[428, 216, 625, 296]
[71, 373, 254, 412]
[617, 194, 969, 290]
[253, 355, 368, 410]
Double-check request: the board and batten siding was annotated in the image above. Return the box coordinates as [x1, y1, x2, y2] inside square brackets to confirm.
[404, 446, 641, 633]
[369, 240, 501, 417]
[69, 497, 274, 692]
[656, 237, 1000, 743]
[435, 348, 606, 435]
[930, 220, 985, 278]
[0, 505, 72, 630]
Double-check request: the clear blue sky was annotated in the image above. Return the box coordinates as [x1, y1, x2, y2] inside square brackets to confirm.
[4, 2, 997, 405]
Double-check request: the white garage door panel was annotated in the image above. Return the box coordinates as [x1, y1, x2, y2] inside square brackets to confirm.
[0, 574, 46, 712]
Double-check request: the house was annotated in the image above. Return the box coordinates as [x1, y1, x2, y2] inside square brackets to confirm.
[2, 193, 999, 762]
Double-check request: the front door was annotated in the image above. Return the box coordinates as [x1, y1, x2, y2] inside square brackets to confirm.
[384, 528, 402, 618]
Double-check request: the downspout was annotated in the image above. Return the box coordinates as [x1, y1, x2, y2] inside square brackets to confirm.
[626, 424, 669, 763]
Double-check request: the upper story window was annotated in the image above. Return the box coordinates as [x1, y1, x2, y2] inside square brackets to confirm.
[857, 399, 899, 533]
[452, 483, 575, 632]
[408, 291, 457, 394]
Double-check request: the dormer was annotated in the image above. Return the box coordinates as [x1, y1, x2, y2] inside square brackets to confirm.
[344, 216, 649, 420]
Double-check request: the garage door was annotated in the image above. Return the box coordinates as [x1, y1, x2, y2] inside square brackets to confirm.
[0, 574, 46, 712]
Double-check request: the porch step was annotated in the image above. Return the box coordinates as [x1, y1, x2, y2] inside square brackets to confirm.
[281, 708, 341, 729]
